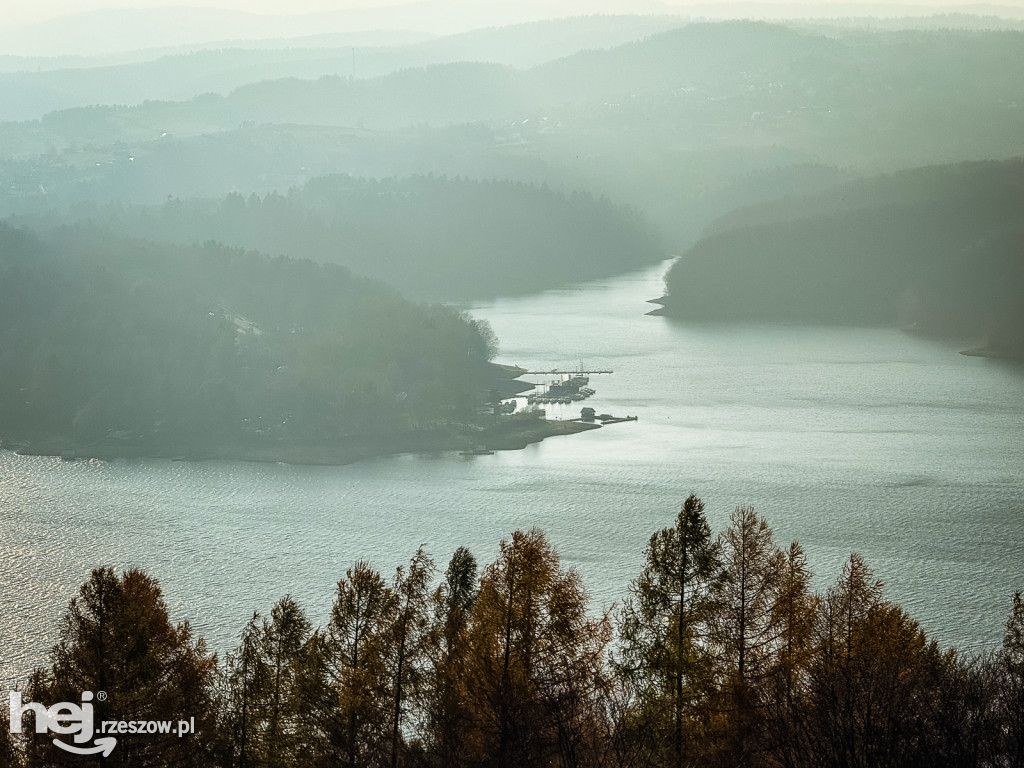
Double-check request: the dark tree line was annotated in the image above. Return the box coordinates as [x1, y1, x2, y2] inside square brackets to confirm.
[660, 159, 1024, 358]
[3, 496, 1023, 768]
[32, 174, 665, 302]
[0, 222, 497, 450]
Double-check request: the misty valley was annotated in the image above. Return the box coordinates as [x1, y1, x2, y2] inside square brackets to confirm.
[1, 8, 1024, 768]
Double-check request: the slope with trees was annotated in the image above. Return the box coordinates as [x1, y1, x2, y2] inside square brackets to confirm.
[659, 159, 1024, 358]
[49, 174, 665, 301]
[0, 221, 502, 459]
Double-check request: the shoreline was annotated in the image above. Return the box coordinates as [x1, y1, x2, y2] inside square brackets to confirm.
[960, 345, 1024, 361]
[5, 418, 602, 467]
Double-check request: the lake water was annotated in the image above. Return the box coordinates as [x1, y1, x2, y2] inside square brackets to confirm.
[2, 260, 1023, 681]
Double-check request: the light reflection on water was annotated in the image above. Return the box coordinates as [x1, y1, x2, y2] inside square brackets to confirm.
[2, 260, 1023, 681]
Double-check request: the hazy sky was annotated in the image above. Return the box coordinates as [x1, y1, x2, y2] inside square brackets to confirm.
[5, 0, 1008, 28]
[14, 0, 428, 27]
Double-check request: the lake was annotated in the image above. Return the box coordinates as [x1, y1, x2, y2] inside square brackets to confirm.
[2, 260, 1023, 681]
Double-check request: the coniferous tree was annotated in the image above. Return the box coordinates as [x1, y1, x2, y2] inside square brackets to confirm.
[464, 529, 611, 768]
[923, 650, 1002, 768]
[10, 509, 1024, 768]
[425, 546, 478, 768]
[386, 548, 435, 768]
[261, 596, 313, 767]
[0, 622, 17, 766]
[292, 630, 337, 767]
[24, 567, 218, 768]
[535, 558, 613, 768]
[425, 548, 481, 768]
[615, 495, 721, 768]
[712, 506, 786, 766]
[222, 612, 268, 768]
[763, 542, 816, 768]
[313, 561, 397, 768]
[0, 699, 20, 768]
[771, 543, 815, 704]
[1001, 592, 1024, 768]
[799, 554, 942, 768]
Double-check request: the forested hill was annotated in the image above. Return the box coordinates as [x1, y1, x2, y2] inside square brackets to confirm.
[45, 175, 665, 301]
[0, 223, 497, 452]
[659, 159, 1024, 358]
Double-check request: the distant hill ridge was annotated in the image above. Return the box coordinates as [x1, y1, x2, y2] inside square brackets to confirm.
[3, 20, 1024, 275]
[6, 2, 1024, 57]
[0, 15, 687, 121]
[6, 20, 1024, 150]
[0, 2, 672, 57]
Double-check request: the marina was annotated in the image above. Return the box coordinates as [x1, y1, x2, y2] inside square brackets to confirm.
[518, 368, 614, 405]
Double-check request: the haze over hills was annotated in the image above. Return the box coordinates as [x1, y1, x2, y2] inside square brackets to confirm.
[3, 20, 1023, 253]
[7, 21, 1024, 162]
[0, 30, 434, 75]
[0, 1, 673, 56]
[659, 159, 1024, 356]
[7, 0, 1024, 53]
[0, 221, 500, 454]
[15, 175, 666, 301]
[3, 13, 1024, 369]
[0, 16, 688, 120]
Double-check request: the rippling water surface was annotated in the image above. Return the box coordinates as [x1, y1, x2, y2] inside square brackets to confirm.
[2, 261, 1023, 680]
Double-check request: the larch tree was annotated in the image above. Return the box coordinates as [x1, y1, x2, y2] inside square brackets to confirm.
[260, 596, 313, 767]
[1006, 592, 1024, 666]
[464, 529, 611, 768]
[534, 554, 613, 768]
[386, 548, 434, 768]
[615, 494, 721, 768]
[771, 542, 816, 705]
[23, 567, 218, 768]
[425, 546, 478, 767]
[800, 554, 942, 768]
[221, 612, 269, 768]
[712, 506, 787, 766]
[922, 648, 1003, 768]
[1001, 591, 1024, 768]
[0, 698, 19, 768]
[763, 542, 817, 768]
[308, 561, 397, 768]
